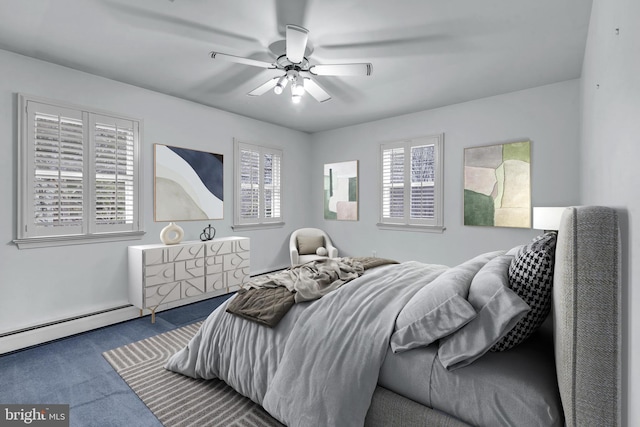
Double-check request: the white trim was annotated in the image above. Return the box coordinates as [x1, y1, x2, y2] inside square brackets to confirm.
[233, 139, 284, 226]
[13, 230, 145, 249]
[231, 222, 285, 231]
[376, 223, 446, 233]
[0, 306, 140, 354]
[379, 134, 445, 228]
[0, 291, 229, 354]
[16, 93, 144, 247]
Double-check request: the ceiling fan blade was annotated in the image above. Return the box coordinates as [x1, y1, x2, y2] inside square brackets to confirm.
[286, 25, 309, 64]
[101, 2, 259, 46]
[276, 0, 311, 36]
[303, 78, 332, 103]
[210, 52, 275, 69]
[308, 63, 373, 77]
[248, 77, 280, 96]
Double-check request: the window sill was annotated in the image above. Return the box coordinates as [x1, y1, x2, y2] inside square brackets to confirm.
[13, 231, 146, 249]
[376, 223, 446, 233]
[231, 222, 285, 231]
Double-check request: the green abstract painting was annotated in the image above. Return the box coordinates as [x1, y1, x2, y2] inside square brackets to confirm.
[324, 160, 358, 220]
[464, 141, 531, 228]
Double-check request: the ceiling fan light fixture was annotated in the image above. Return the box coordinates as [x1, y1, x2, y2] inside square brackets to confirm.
[292, 83, 305, 97]
[291, 81, 305, 103]
[274, 75, 288, 95]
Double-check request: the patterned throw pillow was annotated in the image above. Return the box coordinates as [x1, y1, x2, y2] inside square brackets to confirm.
[491, 232, 557, 352]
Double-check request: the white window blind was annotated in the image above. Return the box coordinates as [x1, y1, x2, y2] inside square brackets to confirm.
[263, 152, 281, 219]
[16, 94, 143, 248]
[382, 146, 405, 220]
[31, 105, 85, 236]
[234, 140, 283, 227]
[380, 134, 444, 230]
[92, 115, 137, 232]
[239, 147, 260, 220]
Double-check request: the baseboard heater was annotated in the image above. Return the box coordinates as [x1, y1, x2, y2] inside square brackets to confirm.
[0, 304, 140, 355]
[0, 304, 133, 339]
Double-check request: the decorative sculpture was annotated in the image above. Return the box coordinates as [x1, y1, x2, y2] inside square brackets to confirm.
[160, 222, 184, 245]
[200, 224, 216, 241]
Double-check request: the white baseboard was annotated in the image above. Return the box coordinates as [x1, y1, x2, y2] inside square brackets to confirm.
[0, 305, 141, 355]
[0, 291, 232, 355]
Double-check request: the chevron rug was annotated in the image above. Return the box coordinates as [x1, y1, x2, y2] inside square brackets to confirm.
[103, 322, 283, 427]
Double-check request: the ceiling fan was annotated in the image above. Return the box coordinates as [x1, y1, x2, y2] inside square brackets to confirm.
[210, 25, 373, 104]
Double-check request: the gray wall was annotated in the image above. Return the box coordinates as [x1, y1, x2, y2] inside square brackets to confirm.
[0, 49, 312, 335]
[310, 80, 581, 266]
[0, 42, 604, 414]
[580, 0, 640, 424]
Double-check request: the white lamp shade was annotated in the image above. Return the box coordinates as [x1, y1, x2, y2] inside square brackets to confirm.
[533, 207, 566, 231]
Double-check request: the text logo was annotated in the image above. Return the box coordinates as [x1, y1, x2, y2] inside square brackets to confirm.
[0, 405, 68, 427]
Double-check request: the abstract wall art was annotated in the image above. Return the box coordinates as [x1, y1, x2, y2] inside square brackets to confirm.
[464, 141, 531, 228]
[324, 160, 358, 220]
[154, 144, 224, 221]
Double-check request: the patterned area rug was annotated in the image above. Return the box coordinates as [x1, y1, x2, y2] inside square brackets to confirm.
[103, 322, 283, 427]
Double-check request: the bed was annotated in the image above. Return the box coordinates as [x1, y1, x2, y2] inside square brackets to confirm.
[165, 206, 621, 427]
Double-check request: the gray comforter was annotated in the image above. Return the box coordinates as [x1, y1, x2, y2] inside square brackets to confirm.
[165, 254, 562, 427]
[165, 261, 447, 426]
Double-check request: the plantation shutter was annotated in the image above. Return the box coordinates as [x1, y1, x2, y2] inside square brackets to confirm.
[235, 140, 283, 226]
[18, 94, 143, 247]
[380, 135, 443, 228]
[27, 101, 86, 237]
[239, 147, 260, 220]
[381, 143, 405, 223]
[263, 151, 281, 220]
[92, 115, 138, 232]
[410, 144, 436, 220]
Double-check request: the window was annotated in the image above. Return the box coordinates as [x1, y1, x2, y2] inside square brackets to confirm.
[233, 139, 283, 229]
[15, 94, 144, 248]
[379, 134, 444, 232]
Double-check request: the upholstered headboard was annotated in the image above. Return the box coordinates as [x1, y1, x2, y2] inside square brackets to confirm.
[553, 206, 622, 426]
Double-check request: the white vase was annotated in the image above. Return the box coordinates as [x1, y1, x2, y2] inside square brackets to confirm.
[160, 222, 184, 245]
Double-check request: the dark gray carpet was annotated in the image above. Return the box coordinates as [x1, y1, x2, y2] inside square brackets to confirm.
[0, 295, 233, 426]
[103, 322, 283, 427]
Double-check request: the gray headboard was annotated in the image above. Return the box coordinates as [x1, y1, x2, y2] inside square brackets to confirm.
[553, 206, 621, 426]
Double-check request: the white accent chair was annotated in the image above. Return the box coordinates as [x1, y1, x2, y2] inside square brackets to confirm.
[289, 228, 339, 266]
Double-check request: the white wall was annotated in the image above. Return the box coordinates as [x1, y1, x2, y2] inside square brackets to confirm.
[580, 0, 640, 424]
[0, 49, 311, 336]
[310, 80, 581, 266]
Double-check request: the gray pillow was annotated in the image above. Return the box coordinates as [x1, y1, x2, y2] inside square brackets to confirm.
[297, 235, 324, 255]
[491, 232, 557, 352]
[438, 254, 530, 370]
[390, 251, 503, 354]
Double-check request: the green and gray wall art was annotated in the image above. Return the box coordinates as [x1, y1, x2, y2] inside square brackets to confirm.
[464, 141, 530, 228]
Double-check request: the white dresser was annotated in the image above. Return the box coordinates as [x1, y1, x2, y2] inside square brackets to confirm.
[128, 236, 250, 322]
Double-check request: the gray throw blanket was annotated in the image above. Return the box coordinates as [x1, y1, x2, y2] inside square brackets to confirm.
[226, 257, 397, 327]
[247, 257, 366, 303]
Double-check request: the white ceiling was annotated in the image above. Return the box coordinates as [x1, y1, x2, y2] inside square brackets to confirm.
[0, 0, 593, 133]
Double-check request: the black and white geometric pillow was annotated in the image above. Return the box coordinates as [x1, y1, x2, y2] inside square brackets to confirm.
[491, 232, 557, 352]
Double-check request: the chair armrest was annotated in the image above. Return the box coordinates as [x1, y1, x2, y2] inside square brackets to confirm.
[290, 248, 300, 265]
[326, 243, 338, 258]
